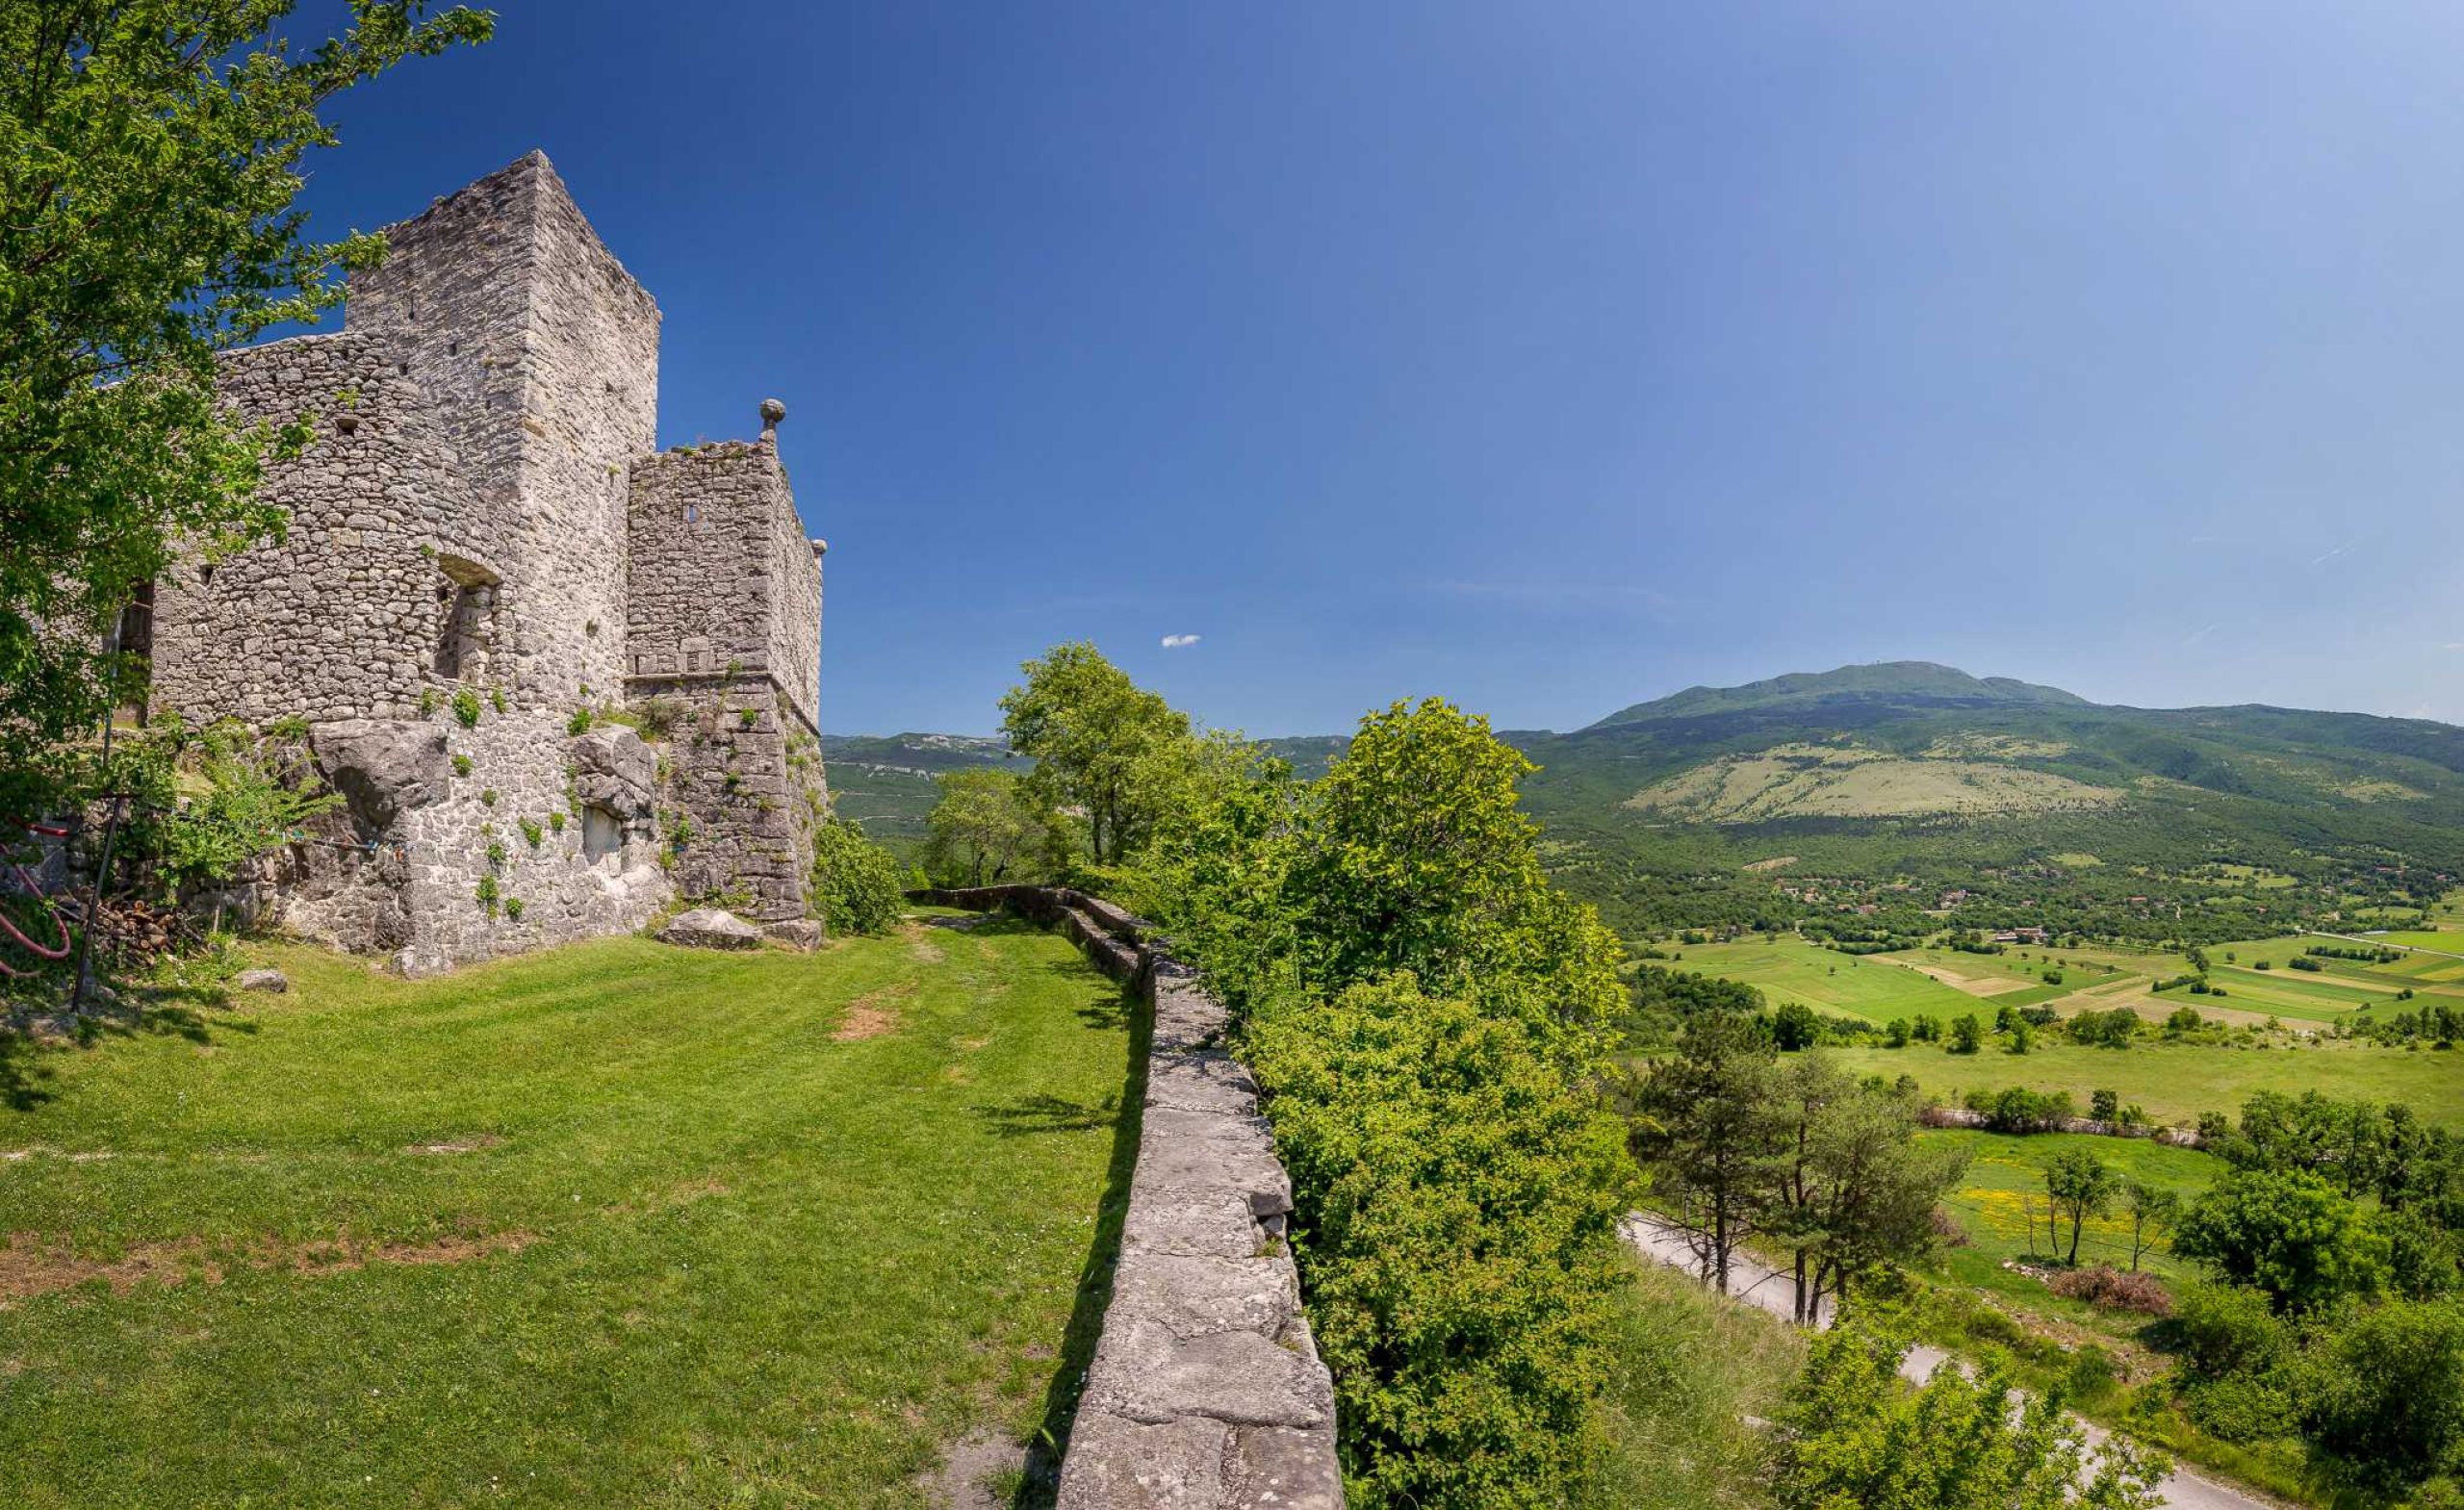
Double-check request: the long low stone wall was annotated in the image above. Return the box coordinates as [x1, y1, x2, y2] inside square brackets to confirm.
[909, 887, 1341, 1509]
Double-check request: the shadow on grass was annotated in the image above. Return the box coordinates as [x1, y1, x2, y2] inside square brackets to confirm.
[0, 1032, 58, 1111]
[0, 965, 259, 1113]
[1014, 978, 1148, 1508]
[971, 1091, 1121, 1137]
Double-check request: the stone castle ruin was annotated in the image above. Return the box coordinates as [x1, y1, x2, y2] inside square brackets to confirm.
[137, 152, 828, 975]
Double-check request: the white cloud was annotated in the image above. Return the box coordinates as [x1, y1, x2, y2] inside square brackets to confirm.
[1161, 633, 1201, 649]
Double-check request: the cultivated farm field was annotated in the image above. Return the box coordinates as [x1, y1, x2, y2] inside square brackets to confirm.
[1830, 1038, 2464, 1129]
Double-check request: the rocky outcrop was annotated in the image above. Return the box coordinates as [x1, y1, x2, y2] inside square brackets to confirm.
[657, 907, 763, 950]
[911, 886, 1341, 1510]
[568, 726, 657, 820]
[312, 720, 449, 834]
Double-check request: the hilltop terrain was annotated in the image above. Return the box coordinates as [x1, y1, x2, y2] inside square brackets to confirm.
[844, 661, 2464, 938]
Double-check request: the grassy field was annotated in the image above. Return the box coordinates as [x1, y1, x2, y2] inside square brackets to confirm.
[1588, 1258, 1803, 1510]
[1927, 1129, 2216, 1284]
[1833, 1038, 2464, 1129]
[1664, 930, 2464, 1037]
[0, 916, 1131, 1508]
[1661, 939, 1987, 1023]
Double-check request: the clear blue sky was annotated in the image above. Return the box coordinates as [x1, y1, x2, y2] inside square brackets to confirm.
[298, 2, 2464, 735]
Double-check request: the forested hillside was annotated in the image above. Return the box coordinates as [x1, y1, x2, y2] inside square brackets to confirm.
[849, 661, 2464, 938]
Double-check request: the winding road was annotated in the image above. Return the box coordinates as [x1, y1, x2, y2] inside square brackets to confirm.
[1621, 1216, 2283, 1510]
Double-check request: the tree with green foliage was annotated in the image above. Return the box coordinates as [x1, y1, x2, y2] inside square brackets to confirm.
[2121, 1181, 2180, 1272]
[1773, 997, 1820, 1050]
[1283, 697, 1624, 1034]
[2044, 1147, 2119, 1266]
[0, 0, 490, 820]
[1775, 1312, 2166, 1509]
[806, 816, 904, 936]
[1636, 1008, 1783, 1295]
[997, 642, 1193, 866]
[1766, 1054, 1967, 1323]
[1949, 1012, 1984, 1054]
[2297, 1297, 2464, 1487]
[2175, 1167, 2389, 1311]
[919, 767, 1064, 886]
[1138, 690, 1643, 1498]
[1245, 972, 1634, 1507]
[120, 718, 336, 907]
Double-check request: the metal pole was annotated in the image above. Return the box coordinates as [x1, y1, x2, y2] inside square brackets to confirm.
[66, 613, 128, 1014]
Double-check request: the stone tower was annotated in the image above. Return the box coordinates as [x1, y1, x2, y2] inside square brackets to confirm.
[140, 152, 828, 973]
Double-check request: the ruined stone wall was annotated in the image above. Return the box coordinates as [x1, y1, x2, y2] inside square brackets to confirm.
[765, 472, 824, 737]
[911, 887, 1342, 1510]
[626, 441, 819, 733]
[347, 150, 659, 713]
[630, 678, 817, 922]
[153, 332, 486, 724]
[626, 441, 824, 920]
[273, 708, 670, 976]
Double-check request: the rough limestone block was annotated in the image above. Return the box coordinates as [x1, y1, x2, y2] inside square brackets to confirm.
[234, 968, 290, 993]
[1122, 1185, 1273, 1262]
[1107, 1252, 1298, 1342]
[761, 919, 824, 951]
[656, 908, 762, 950]
[568, 726, 657, 818]
[311, 719, 449, 833]
[1224, 1424, 1344, 1510]
[1054, 1413, 1230, 1508]
[1134, 1109, 1293, 1223]
[1144, 1051, 1259, 1117]
[1084, 1321, 1333, 1430]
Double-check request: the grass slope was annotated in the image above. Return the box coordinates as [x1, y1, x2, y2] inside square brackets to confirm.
[0, 919, 1131, 1508]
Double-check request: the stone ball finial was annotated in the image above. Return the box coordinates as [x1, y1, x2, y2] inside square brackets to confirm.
[758, 397, 786, 438]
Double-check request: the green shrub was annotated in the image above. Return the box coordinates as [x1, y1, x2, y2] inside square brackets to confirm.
[503, 897, 525, 922]
[450, 687, 481, 728]
[479, 786, 497, 806]
[808, 816, 904, 936]
[2173, 1278, 2287, 1377]
[488, 686, 506, 714]
[475, 875, 500, 913]
[1246, 973, 1633, 1505]
[451, 753, 473, 778]
[2297, 1298, 2464, 1484]
[567, 707, 592, 735]
[485, 840, 506, 872]
[549, 810, 566, 834]
[519, 817, 543, 849]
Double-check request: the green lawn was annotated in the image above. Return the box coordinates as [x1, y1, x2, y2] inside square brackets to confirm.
[0, 917, 1132, 1508]
[1833, 1038, 2464, 1130]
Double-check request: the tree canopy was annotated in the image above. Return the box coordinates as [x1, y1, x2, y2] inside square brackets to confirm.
[0, 0, 490, 815]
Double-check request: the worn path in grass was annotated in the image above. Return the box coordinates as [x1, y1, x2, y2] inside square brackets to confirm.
[1622, 1217, 2281, 1510]
[0, 917, 1134, 1508]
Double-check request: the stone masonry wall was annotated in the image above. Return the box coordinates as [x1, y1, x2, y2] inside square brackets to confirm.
[627, 440, 826, 920]
[911, 886, 1342, 1510]
[765, 465, 824, 735]
[641, 679, 818, 922]
[627, 440, 819, 734]
[347, 151, 659, 713]
[272, 707, 669, 976]
[153, 331, 487, 724]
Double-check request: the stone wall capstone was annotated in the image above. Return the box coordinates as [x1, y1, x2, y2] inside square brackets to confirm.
[910, 886, 1342, 1510]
